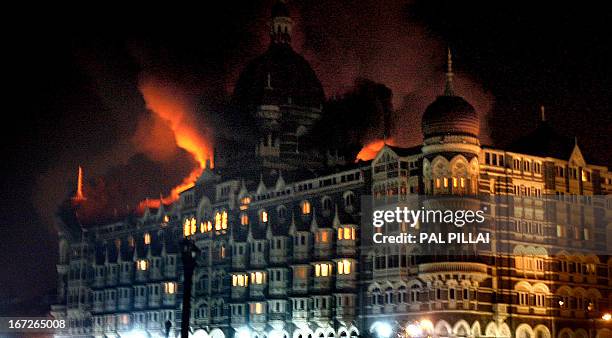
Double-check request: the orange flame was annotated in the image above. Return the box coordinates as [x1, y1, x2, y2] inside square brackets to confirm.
[72, 166, 86, 203]
[355, 138, 393, 162]
[137, 76, 213, 211]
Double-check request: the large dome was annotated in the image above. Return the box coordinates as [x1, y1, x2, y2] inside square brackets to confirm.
[233, 44, 324, 109]
[421, 95, 480, 138]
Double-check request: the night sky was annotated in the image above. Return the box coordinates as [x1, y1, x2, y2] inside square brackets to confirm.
[2, 0, 611, 314]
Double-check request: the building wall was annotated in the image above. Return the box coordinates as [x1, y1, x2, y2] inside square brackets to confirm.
[51, 145, 611, 338]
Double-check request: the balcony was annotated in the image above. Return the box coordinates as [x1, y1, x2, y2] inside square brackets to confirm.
[312, 277, 332, 291]
[336, 241, 357, 256]
[313, 244, 332, 260]
[418, 262, 488, 282]
[232, 255, 247, 270]
[293, 246, 309, 262]
[249, 283, 266, 298]
[231, 286, 248, 299]
[162, 294, 176, 306]
[249, 253, 267, 269]
[335, 274, 356, 290]
[134, 296, 146, 309]
[269, 281, 288, 296]
[230, 314, 247, 327]
[104, 300, 116, 312]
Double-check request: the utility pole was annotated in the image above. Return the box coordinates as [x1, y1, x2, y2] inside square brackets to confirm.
[180, 238, 200, 338]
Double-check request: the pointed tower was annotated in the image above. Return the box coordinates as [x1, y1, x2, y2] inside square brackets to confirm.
[72, 166, 86, 203]
[421, 49, 481, 195]
[444, 48, 455, 96]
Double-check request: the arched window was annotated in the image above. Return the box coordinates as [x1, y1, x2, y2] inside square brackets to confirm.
[277, 205, 287, 221]
[371, 288, 382, 305]
[221, 211, 228, 229]
[410, 284, 419, 303]
[260, 210, 269, 223]
[385, 287, 394, 304]
[214, 212, 222, 230]
[344, 192, 356, 210]
[322, 197, 332, 213]
[240, 213, 249, 226]
[398, 285, 407, 303]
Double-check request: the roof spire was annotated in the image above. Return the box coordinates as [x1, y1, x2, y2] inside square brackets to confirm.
[444, 47, 455, 96]
[540, 105, 546, 122]
[265, 73, 273, 90]
[72, 166, 86, 203]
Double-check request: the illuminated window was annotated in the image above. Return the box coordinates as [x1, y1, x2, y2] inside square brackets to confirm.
[221, 211, 228, 229]
[183, 220, 190, 237]
[232, 274, 249, 287]
[163, 215, 169, 223]
[260, 210, 269, 223]
[535, 293, 545, 307]
[250, 302, 264, 314]
[452, 177, 458, 188]
[215, 212, 222, 230]
[164, 282, 176, 294]
[121, 314, 129, 325]
[314, 263, 332, 277]
[240, 196, 251, 210]
[317, 231, 329, 243]
[220, 244, 226, 258]
[250, 271, 266, 284]
[184, 217, 197, 236]
[443, 177, 449, 188]
[337, 259, 352, 275]
[137, 259, 148, 271]
[128, 236, 135, 247]
[144, 233, 151, 245]
[294, 266, 307, 279]
[240, 213, 249, 225]
[190, 218, 197, 235]
[301, 201, 311, 214]
[338, 227, 356, 240]
[460, 177, 466, 188]
[435, 178, 441, 188]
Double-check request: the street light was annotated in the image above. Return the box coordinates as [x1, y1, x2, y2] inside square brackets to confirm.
[371, 321, 393, 338]
[237, 327, 251, 338]
[405, 323, 423, 338]
[124, 330, 148, 338]
[602, 313, 611, 321]
[180, 238, 200, 338]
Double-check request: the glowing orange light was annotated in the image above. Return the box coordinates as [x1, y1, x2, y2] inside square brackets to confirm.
[355, 139, 394, 162]
[136, 76, 214, 212]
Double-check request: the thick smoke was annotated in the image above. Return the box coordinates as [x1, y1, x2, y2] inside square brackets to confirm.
[291, 0, 493, 145]
[35, 0, 494, 227]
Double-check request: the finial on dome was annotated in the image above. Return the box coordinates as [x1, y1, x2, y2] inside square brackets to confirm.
[540, 105, 546, 122]
[270, 0, 293, 45]
[444, 47, 454, 96]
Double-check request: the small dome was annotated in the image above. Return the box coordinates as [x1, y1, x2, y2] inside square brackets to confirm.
[421, 95, 479, 138]
[233, 44, 324, 108]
